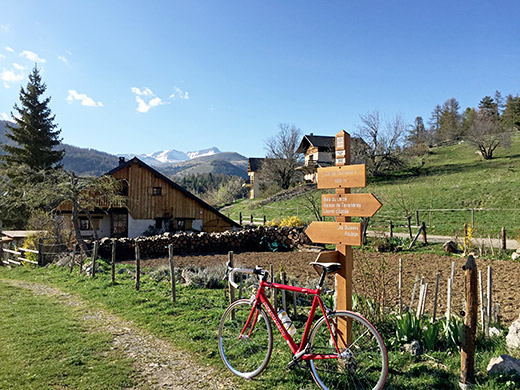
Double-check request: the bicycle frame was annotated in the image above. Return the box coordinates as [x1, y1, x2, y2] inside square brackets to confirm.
[240, 277, 344, 361]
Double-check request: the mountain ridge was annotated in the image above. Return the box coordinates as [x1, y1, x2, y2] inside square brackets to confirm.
[0, 120, 248, 178]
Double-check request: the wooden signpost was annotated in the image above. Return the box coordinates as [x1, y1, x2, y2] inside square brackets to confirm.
[321, 193, 381, 218]
[305, 130, 382, 345]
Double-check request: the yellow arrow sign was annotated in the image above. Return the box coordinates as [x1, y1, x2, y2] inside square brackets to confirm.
[321, 193, 382, 218]
[317, 164, 366, 189]
[305, 222, 362, 246]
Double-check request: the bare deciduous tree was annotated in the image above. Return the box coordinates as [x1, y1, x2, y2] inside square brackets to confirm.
[356, 111, 408, 176]
[465, 110, 512, 160]
[260, 123, 304, 190]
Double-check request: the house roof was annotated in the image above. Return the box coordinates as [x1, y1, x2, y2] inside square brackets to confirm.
[1, 230, 45, 239]
[106, 157, 241, 228]
[248, 157, 265, 172]
[296, 134, 335, 153]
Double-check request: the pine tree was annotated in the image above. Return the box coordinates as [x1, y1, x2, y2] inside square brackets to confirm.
[438, 98, 463, 141]
[502, 94, 520, 131]
[1, 65, 64, 173]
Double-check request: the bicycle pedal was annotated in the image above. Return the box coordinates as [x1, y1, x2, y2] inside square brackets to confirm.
[287, 360, 306, 371]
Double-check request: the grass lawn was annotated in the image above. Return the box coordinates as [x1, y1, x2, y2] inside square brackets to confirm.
[0, 280, 139, 390]
[223, 135, 520, 240]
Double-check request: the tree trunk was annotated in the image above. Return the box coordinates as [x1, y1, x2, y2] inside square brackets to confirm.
[72, 201, 88, 256]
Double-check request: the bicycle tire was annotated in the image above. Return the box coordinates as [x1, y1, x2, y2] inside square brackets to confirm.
[218, 299, 273, 379]
[308, 311, 388, 390]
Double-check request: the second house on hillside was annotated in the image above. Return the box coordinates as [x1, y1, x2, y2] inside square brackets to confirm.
[59, 157, 240, 239]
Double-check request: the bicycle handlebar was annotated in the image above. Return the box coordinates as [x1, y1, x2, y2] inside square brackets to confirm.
[227, 264, 267, 289]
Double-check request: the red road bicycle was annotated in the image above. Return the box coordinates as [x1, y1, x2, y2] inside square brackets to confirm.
[218, 261, 388, 390]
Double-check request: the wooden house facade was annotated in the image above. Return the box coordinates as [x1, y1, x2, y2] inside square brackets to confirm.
[296, 133, 368, 183]
[60, 157, 240, 239]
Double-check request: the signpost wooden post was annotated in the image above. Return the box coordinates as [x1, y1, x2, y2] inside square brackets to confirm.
[305, 130, 382, 346]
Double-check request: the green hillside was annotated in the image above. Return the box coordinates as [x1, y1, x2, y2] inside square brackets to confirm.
[222, 134, 520, 239]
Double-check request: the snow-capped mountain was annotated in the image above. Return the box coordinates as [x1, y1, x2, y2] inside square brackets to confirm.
[125, 147, 222, 166]
[186, 147, 220, 160]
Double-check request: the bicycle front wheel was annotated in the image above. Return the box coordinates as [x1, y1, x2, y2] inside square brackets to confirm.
[308, 311, 388, 390]
[218, 299, 273, 379]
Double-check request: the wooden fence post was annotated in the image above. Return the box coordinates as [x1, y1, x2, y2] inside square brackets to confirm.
[111, 240, 116, 284]
[37, 238, 44, 267]
[501, 227, 506, 250]
[270, 264, 277, 311]
[92, 241, 98, 277]
[421, 222, 428, 245]
[239, 212, 242, 226]
[410, 275, 419, 310]
[432, 273, 440, 322]
[69, 244, 76, 274]
[398, 258, 403, 315]
[135, 242, 140, 291]
[415, 210, 419, 226]
[292, 279, 298, 317]
[281, 271, 287, 312]
[228, 251, 235, 305]
[478, 270, 484, 331]
[169, 244, 175, 304]
[487, 266, 492, 330]
[446, 277, 452, 319]
[460, 255, 478, 387]
[250, 214, 253, 224]
[263, 215, 267, 225]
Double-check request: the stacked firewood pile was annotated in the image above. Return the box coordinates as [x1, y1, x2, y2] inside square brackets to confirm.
[95, 226, 312, 260]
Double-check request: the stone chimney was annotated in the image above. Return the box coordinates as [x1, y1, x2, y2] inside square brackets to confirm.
[119, 157, 126, 165]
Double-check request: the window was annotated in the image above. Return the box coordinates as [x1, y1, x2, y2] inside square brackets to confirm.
[152, 186, 162, 196]
[79, 218, 90, 230]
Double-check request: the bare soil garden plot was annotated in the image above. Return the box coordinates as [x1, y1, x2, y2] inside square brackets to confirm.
[136, 251, 520, 324]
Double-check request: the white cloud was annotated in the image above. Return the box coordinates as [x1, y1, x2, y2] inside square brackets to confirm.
[131, 87, 166, 113]
[20, 50, 46, 63]
[131, 87, 153, 96]
[5, 46, 14, 52]
[67, 90, 103, 107]
[0, 54, 4, 60]
[169, 86, 190, 100]
[13, 63, 24, 70]
[1, 69, 24, 87]
[58, 56, 68, 64]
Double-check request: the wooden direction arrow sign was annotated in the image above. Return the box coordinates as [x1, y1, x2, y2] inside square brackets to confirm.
[317, 164, 366, 189]
[305, 222, 362, 246]
[321, 193, 382, 218]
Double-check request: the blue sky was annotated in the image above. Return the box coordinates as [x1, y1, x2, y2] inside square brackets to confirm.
[1, 1, 519, 158]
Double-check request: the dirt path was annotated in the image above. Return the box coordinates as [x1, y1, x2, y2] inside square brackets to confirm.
[0, 279, 236, 390]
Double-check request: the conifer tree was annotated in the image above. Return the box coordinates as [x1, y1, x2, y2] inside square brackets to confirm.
[1, 65, 64, 173]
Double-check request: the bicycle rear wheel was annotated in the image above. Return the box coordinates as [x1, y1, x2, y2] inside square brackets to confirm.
[218, 299, 273, 379]
[308, 311, 388, 390]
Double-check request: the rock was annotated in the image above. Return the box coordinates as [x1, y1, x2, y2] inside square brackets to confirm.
[117, 268, 128, 274]
[402, 340, 423, 356]
[513, 252, 520, 261]
[443, 240, 459, 254]
[487, 354, 520, 377]
[489, 327, 501, 337]
[506, 315, 520, 350]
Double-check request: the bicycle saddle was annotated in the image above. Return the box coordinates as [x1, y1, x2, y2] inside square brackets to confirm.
[309, 261, 342, 276]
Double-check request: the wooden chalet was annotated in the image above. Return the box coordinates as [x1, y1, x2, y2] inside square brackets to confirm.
[296, 133, 368, 183]
[59, 157, 240, 239]
[244, 157, 264, 199]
